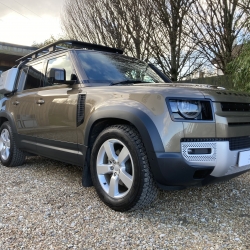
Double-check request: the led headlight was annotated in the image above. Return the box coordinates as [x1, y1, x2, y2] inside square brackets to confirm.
[177, 100, 201, 119]
[168, 99, 213, 121]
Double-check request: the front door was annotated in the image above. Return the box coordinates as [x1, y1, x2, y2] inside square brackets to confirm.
[32, 84, 79, 144]
[32, 54, 81, 165]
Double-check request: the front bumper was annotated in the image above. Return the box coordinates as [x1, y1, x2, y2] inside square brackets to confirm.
[153, 140, 250, 190]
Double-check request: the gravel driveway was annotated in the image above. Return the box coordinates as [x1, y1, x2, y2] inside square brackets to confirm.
[0, 156, 250, 249]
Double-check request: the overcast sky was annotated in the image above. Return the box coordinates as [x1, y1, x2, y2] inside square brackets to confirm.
[0, 0, 65, 46]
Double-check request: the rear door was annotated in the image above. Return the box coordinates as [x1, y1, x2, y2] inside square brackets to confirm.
[9, 61, 44, 153]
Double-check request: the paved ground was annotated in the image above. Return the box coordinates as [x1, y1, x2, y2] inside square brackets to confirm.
[0, 156, 250, 249]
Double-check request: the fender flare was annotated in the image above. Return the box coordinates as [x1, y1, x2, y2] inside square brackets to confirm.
[0, 111, 17, 133]
[84, 106, 164, 152]
[83, 106, 165, 181]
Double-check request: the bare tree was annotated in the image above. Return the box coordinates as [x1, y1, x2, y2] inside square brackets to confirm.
[61, 0, 206, 81]
[62, 0, 124, 48]
[61, 0, 155, 61]
[146, 0, 207, 81]
[188, 0, 250, 74]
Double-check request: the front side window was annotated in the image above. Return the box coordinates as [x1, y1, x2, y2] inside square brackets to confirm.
[76, 51, 165, 84]
[23, 62, 44, 90]
[45, 55, 74, 85]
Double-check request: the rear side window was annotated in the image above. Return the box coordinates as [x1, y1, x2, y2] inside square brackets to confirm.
[16, 67, 28, 92]
[23, 62, 44, 90]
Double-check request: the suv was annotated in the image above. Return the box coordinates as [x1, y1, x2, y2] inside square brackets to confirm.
[0, 40, 250, 211]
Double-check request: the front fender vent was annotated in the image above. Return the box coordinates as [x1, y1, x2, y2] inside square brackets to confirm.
[77, 94, 86, 126]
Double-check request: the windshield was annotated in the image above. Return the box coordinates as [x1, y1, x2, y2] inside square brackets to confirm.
[76, 51, 166, 84]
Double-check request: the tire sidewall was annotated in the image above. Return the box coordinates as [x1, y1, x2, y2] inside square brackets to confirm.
[0, 122, 14, 166]
[90, 127, 145, 210]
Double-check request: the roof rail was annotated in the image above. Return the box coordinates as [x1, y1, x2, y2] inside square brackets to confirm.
[16, 40, 123, 62]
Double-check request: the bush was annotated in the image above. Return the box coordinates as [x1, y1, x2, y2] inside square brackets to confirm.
[227, 42, 250, 91]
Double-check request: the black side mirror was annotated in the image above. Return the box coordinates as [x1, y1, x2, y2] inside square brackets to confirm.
[67, 73, 77, 85]
[47, 68, 66, 84]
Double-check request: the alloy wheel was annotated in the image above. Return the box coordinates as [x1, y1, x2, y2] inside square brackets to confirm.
[0, 129, 11, 161]
[96, 138, 134, 199]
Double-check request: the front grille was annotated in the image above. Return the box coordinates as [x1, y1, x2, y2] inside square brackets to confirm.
[221, 102, 250, 111]
[182, 136, 250, 151]
[181, 138, 226, 142]
[228, 137, 250, 150]
[228, 122, 250, 127]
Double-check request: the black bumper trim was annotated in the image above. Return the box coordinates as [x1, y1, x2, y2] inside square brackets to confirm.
[153, 152, 215, 187]
[153, 152, 250, 189]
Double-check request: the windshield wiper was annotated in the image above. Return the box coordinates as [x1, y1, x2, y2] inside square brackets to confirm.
[110, 80, 151, 86]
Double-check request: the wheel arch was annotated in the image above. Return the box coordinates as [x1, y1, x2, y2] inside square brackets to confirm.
[0, 112, 26, 167]
[82, 106, 165, 187]
[0, 111, 17, 133]
[84, 107, 164, 152]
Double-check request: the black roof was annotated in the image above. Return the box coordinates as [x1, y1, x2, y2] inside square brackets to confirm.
[16, 40, 123, 62]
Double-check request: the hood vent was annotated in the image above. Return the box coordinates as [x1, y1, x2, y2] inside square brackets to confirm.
[216, 91, 250, 97]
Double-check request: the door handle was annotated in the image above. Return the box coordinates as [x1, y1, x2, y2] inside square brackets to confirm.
[12, 101, 19, 106]
[36, 99, 45, 105]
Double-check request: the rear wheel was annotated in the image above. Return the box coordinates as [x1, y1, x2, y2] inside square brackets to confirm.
[90, 125, 158, 211]
[0, 122, 26, 167]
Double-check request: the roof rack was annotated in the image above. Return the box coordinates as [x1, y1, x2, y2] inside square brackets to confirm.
[16, 40, 123, 62]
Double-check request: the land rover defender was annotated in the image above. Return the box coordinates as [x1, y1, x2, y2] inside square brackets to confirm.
[0, 40, 250, 211]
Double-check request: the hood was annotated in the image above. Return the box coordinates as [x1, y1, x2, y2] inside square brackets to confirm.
[136, 82, 225, 90]
[135, 83, 250, 103]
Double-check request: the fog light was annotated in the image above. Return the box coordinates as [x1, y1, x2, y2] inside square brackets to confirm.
[187, 148, 212, 155]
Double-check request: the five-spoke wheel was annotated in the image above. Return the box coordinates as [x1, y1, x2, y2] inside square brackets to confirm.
[0, 122, 26, 167]
[0, 128, 11, 161]
[90, 125, 158, 211]
[96, 138, 134, 199]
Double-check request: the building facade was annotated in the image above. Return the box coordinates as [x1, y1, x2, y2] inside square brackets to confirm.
[0, 42, 37, 76]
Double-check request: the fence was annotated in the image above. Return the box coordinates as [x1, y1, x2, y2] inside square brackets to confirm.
[177, 75, 234, 90]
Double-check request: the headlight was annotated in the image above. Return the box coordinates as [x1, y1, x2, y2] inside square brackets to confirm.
[167, 99, 213, 121]
[177, 100, 201, 119]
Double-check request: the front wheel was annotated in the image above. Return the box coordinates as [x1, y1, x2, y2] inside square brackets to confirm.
[90, 125, 158, 211]
[0, 122, 26, 167]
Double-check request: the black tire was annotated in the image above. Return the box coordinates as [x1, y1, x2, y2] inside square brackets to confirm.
[0, 122, 26, 167]
[90, 125, 158, 211]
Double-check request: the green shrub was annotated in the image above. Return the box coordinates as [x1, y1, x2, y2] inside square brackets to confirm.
[227, 42, 250, 91]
